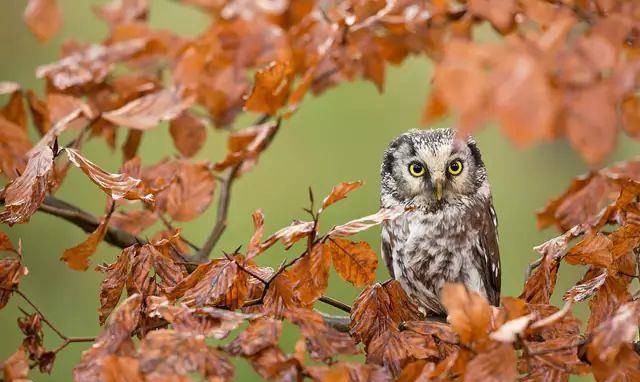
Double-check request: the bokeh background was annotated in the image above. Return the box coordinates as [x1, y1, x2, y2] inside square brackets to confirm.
[1, 1, 639, 381]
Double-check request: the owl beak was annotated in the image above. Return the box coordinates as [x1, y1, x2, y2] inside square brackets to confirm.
[434, 179, 443, 201]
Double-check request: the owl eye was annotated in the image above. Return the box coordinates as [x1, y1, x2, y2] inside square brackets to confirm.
[408, 162, 426, 177]
[447, 160, 463, 175]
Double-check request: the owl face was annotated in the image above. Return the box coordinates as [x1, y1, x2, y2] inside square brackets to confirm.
[381, 128, 487, 209]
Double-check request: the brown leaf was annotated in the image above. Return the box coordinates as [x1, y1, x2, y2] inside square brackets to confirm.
[166, 257, 249, 310]
[142, 159, 216, 222]
[0, 145, 53, 225]
[565, 233, 613, 269]
[590, 345, 640, 382]
[319, 180, 363, 213]
[224, 318, 282, 357]
[468, 0, 517, 33]
[214, 120, 278, 173]
[36, 40, 147, 91]
[64, 148, 154, 204]
[463, 343, 517, 382]
[327, 238, 377, 287]
[563, 268, 608, 303]
[0, 256, 28, 310]
[0, 115, 31, 179]
[1, 347, 30, 382]
[149, 297, 258, 339]
[102, 88, 194, 130]
[24, 0, 62, 42]
[74, 294, 141, 381]
[262, 220, 315, 250]
[1, 88, 27, 130]
[586, 269, 632, 334]
[95, 0, 148, 27]
[290, 243, 330, 305]
[588, 300, 640, 365]
[286, 308, 359, 361]
[328, 206, 405, 237]
[138, 329, 234, 381]
[366, 329, 414, 377]
[350, 281, 421, 346]
[520, 337, 588, 381]
[169, 112, 206, 158]
[247, 209, 265, 259]
[0, 231, 16, 253]
[245, 61, 294, 115]
[60, 209, 113, 271]
[97, 247, 133, 325]
[262, 269, 300, 318]
[100, 355, 143, 382]
[441, 283, 492, 346]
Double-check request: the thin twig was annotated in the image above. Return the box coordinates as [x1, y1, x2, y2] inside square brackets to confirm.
[6, 288, 67, 340]
[318, 296, 351, 313]
[195, 116, 280, 262]
[157, 212, 201, 252]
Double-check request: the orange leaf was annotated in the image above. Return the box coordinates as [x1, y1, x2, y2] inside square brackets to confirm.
[102, 88, 194, 130]
[327, 238, 377, 287]
[24, 0, 62, 42]
[60, 210, 113, 271]
[319, 180, 363, 213]
[169, 112, 206, 158]
[245, 61, 294, 115]
[440, 283, 492, 346]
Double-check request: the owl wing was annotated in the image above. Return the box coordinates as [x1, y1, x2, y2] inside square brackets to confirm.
[381, 222, 395, 278]
[476, 200, 501, 306]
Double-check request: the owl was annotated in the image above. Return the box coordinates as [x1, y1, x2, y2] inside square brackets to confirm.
[380, 128, 500, 316]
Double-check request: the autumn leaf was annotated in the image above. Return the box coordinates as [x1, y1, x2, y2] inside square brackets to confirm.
[287, 308, 359, 361]
[245, 61, 294, 115]
[97, 247, 131, 325]
[224, 318, 282, 357]
[319, 180, 363, 213]
[327, 238, 377, 287]
[102, 88, 194, 130]
[327, 206, 405, 237]
[214, 120, 278, 173]
[262, 220, 315, 250]
[0, 145, 53, 225]
[1, 347, 30, 382]
[64, 148, 154, 204]
[463, 343, 517, 382]
[95, 0, 149, 27]
[169, 111, 206, 158]
[138, 329, 234, 381]
[290, 243, 330, 305]
[60, 208, 113, 271]
[0, 231, 16, 253]
[0, 256, 28, 309]
[73, 294, 141, 381]
[166, 257, 249, 310]
[110, 208, 157, 235]
[262, 270, 300, 318]
[441, 283, 492, 346]
[24, 0, 62, 42]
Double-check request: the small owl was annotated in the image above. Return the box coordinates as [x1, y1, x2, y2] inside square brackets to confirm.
[380, 128, 500, 316]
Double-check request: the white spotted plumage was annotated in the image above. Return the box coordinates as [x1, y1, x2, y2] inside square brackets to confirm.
[380, 128, 501, 316]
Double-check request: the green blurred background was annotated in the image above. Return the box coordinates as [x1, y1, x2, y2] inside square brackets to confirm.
[1, 1, 638, 380]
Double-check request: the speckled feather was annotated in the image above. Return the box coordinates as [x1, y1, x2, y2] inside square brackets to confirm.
[380, 128, 500, 316]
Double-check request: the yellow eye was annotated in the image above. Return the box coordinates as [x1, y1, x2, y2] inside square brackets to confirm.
[408, 162, 426, 177]
[448, 160, 463, 176]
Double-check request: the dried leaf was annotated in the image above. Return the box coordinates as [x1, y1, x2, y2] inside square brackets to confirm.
[290, 243, 330, 305]
[24, 0, 62, 42]
[60, 209, 112, 271]
[73, 294, 141, 381]
[327, 238, 377, 287]
[102, 89, 194, 130]
[97, 247, 133, 325]
[287, 308, 359, 361]
[328, 206, 405, 237]
[463, 343, 517, 382]
[245, 61, 294, 115]
[0, 145, 53, 225]
[0, 256, 28, 309]
[64, 148, 154, 204]
[1, 347, 30, 382]
[214, 121, 278, 173]
[441, 283, 491, 346]
[169, 112, 206, 157]
[319, 180, 363, 213]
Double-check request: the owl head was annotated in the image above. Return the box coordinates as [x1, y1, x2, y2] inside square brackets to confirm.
[380, 128, 488, 209]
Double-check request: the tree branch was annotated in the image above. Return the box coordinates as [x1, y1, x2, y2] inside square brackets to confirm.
[194, 115, 280, 262]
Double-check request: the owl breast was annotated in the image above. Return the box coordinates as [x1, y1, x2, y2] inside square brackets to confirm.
[382, 200, 487, 315]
